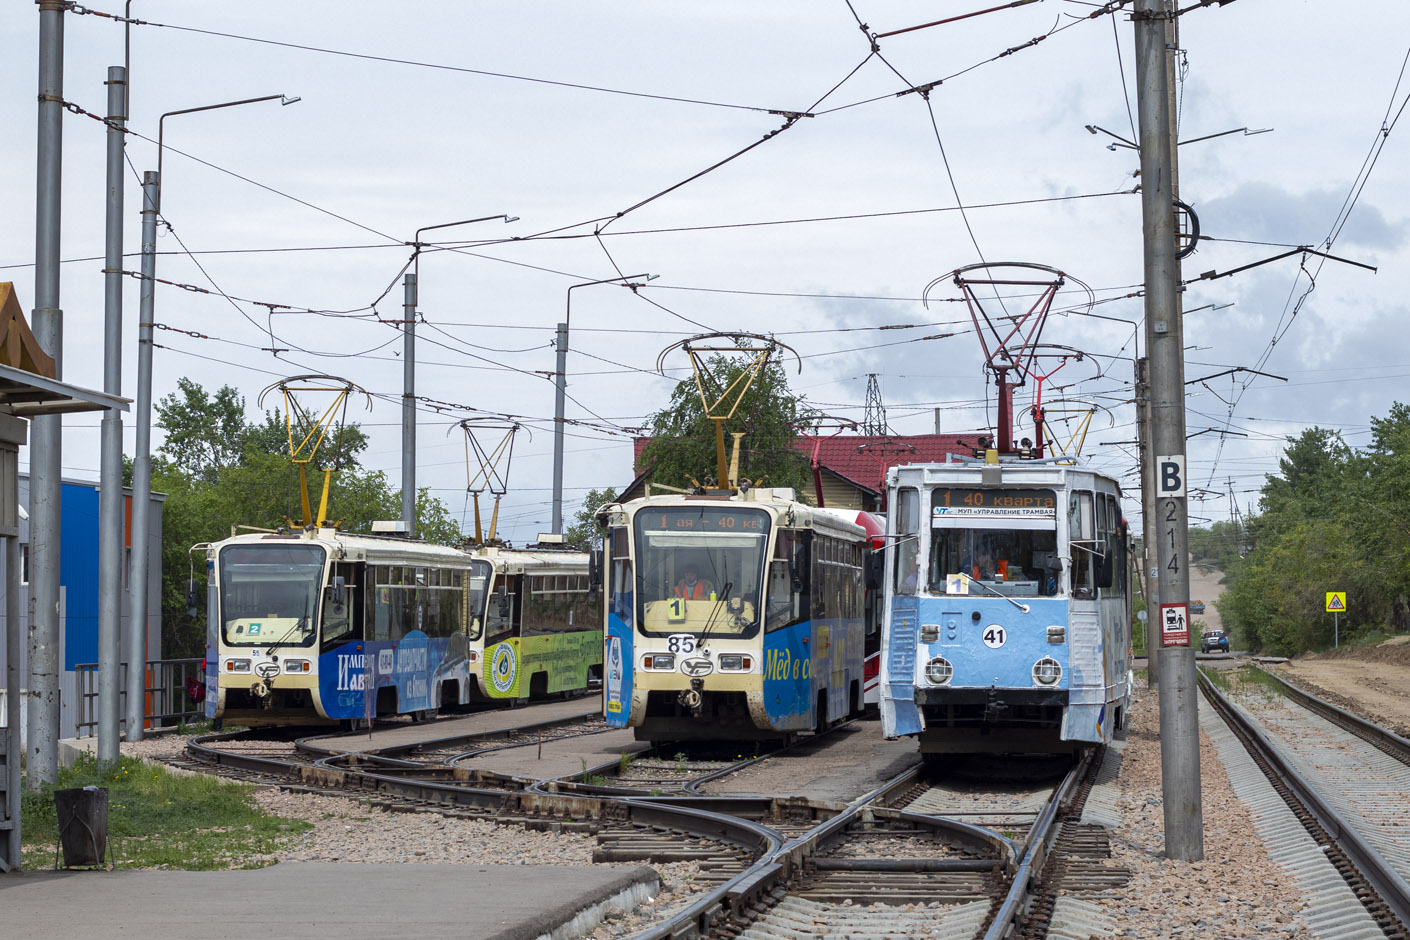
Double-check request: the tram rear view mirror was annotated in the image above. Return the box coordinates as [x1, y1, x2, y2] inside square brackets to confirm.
[331, 576, 346, 607]
[588, 548, 603, 592]
[186, 578, 199, 617]
[497, 584, 510, 618]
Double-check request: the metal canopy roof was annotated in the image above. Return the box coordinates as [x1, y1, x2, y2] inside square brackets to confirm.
[0, 362, 128, 416]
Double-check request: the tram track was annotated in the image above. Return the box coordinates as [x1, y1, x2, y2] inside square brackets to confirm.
[178, 712, 1132, 940]
[1199, 668, 1410, 939]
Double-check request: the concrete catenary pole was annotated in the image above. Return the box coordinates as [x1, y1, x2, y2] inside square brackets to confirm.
[1134, 0, 1202, 860]
[98, 65, 127, 765]
[127, 171, 160, 743]
[401, 272, 417, 537]
[1135, 357, 1159, 689]
[28, 0, 67, 788]
[551, 320, 568, 535]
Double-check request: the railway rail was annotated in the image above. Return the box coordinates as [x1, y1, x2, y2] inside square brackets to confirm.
[179, 706, 1137, 939]
[1199, 668, 1410, 939]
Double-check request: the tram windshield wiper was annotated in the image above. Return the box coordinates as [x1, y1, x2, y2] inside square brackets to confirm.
[966, 576, 1030, 614]
[264, 594, 312, 655]
[697, 581, 733, 648]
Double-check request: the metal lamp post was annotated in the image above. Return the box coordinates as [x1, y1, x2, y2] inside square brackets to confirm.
[126, 92, 298, 741]
[401, 214, 517, 537]
[552, 274, 656, 534]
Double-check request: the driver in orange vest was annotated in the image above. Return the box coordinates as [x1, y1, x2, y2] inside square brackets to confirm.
[674, 563, 714, 600]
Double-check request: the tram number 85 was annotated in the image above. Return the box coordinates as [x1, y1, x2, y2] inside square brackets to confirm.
[667, 634, 697, 654]
[982, 626, 1007, 649]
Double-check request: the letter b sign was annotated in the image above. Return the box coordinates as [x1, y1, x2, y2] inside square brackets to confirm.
[1157, 455, 1186, 497]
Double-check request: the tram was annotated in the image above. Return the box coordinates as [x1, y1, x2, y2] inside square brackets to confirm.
[878, 456, 1134, 754]
[598, 488, 874, 743]
[203, 528, 601, 728]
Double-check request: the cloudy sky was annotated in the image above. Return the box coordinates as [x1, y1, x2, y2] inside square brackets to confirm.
[2, 1, 1407, 542]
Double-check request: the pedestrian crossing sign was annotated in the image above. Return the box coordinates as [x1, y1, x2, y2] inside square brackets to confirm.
[1325, 592, 1346, 613]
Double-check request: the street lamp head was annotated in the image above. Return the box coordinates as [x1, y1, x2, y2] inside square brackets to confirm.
[281, 95, 301, 106]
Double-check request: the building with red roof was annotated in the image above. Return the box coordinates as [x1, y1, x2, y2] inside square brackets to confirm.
[624, 433, 978, 510]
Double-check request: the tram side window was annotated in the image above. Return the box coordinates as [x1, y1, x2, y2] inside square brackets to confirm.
[766, 530, 809, 632]
[484, 574, 519, 644]
[893, 488, 920, 594]
[1069, 492, 1095, 598]
[609, 527, 633, 627]
[321, 562, 361, 649]
[523, 573, 588, 636]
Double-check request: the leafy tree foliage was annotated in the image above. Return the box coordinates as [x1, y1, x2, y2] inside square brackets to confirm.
[636, 352, 813, 497]
[1217, 408, 1410, 655]
[152, 381, 461, 657]
[155, 378, 248, 482]
[564, 487, 618, 550]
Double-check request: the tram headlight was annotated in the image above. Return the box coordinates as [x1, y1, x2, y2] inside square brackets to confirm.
[1033, 657, 1063, 685]
[923, 656, 953, 686]
[284, 659, 311, 674]
[225, 659, 251, 673]
[643, 653, 675, 670]
[718, 654, 750, 671]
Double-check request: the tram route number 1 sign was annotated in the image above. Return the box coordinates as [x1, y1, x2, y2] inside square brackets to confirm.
[1160, 603, 1190, 648]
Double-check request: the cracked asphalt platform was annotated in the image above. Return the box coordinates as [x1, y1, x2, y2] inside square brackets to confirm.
[0, 862, 659, 940]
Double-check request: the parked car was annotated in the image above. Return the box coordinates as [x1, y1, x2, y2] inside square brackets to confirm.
[1190, 599, 1206, 614]
[1200, 630, 1229, 653]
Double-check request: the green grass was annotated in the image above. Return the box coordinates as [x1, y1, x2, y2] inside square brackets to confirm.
[1234, 664, 1288, 697]
[20, 753, 310, 870]
[1201, 666, 1231, 692]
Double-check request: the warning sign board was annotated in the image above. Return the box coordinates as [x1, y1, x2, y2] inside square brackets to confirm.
[1325, 592, 1346, 613]
[1160, 603, 1189, 648]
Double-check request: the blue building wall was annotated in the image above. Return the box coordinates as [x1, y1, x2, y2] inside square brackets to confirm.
[60, 482, 102, 672]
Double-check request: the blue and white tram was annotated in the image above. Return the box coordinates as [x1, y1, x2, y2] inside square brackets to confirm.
[879, 457, 1133, 754]
[205, 529, 479, 728]
[598, 488, 872, 743]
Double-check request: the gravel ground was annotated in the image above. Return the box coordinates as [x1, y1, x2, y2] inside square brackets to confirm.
[123, 690, 1344, 939]
[1092, 689, 1316, 939]
[119, 732, 714, 937]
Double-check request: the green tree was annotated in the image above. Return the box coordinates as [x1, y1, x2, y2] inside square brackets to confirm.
[564, 487, 617, 550]
[637, 352, 813, 496]
[155, 378, 249, 481]
[151, 380, 464, 656]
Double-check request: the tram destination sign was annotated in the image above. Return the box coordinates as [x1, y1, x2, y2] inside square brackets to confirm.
[932, 488, 1056, 519]
[640, 508, 766, 532]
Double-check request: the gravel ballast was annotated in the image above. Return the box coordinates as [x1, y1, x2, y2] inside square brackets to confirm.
[121, 687, 1368, 939]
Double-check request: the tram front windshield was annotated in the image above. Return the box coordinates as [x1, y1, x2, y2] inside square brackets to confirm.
[634, 506, 768, 637]
[929, 487, 1060, 597]
[219, 543, 325, 647]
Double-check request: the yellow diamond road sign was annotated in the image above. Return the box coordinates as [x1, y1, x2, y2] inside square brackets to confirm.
[1326, 592, 1346, 613]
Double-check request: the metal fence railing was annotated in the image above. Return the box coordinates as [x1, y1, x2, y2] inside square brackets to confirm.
[73, 658, 205, 738]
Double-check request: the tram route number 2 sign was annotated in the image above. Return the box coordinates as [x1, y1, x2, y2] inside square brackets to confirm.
[1160, 603, 1190, 648]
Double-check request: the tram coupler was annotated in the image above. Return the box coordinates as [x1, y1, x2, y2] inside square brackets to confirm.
[679, 679, 705, 716]
[983, 686, 1008, 724]
[251, 679, 271, 700]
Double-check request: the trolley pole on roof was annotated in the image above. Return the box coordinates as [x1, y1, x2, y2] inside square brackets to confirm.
[1134, 0, 1202, 860]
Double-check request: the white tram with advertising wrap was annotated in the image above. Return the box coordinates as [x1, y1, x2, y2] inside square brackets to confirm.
[879, 458, 1134, 754]
[598, 488, 879, 743]
[204, 528, 600, 728]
